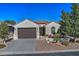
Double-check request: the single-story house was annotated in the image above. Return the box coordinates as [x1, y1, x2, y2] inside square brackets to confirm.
[13, 19, 60, 40]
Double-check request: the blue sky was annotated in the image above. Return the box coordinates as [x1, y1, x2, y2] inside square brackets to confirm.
[0, 3, 72, 23]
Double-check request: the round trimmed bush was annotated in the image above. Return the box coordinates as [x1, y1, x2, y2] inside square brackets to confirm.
[0, 44, 6, 49]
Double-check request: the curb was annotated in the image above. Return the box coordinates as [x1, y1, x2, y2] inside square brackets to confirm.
[1, 49, 79, 55]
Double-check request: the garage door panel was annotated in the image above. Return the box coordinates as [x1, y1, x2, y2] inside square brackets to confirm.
[18, 28, 36, 38]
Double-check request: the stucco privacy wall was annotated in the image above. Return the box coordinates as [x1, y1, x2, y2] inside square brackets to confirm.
[13, 20, 39, 40]
[46, 22, 60, 35]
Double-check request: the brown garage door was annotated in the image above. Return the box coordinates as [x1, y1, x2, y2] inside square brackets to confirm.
[18, 28, 36, 38]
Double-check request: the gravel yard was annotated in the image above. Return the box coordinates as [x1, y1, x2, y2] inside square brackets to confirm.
[36, 40, 79, 51]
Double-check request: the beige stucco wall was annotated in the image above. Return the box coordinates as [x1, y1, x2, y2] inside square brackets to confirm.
[46, 22, 60, 35]
[13, 19, 60, 40]
[13, 19, 40, 40]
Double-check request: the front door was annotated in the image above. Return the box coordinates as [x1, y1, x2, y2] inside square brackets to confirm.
[39, 26, 45, 36]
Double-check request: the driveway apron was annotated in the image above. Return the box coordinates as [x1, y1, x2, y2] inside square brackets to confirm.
[0, 39, 36, 54]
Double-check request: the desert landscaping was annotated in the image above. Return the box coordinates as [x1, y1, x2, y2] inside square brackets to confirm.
[36, 39, 79, 51]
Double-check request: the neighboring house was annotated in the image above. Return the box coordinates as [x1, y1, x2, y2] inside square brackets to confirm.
[7, 24, 14, 39]
[13, 19, 60, 40]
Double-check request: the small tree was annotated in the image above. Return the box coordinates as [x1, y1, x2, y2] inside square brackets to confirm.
[60, 10, 72, 36]
[70, 4, 79, 38]
[4, 20, 16, 25]
[0, 22, 9, 43]
[59, 4, 79, 42]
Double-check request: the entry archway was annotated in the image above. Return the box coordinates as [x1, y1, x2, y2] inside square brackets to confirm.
[51, 27, 55, 34]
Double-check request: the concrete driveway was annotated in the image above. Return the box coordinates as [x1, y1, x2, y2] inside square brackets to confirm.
[0, 39, 36, 55]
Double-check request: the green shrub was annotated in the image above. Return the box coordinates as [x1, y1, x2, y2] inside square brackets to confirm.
[0, 44, 6, 49]
[54, 38, 60, 42]
[76, 40, 79, 43]
[54, 34, 61, 42]
[61, 40, 69, 46]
